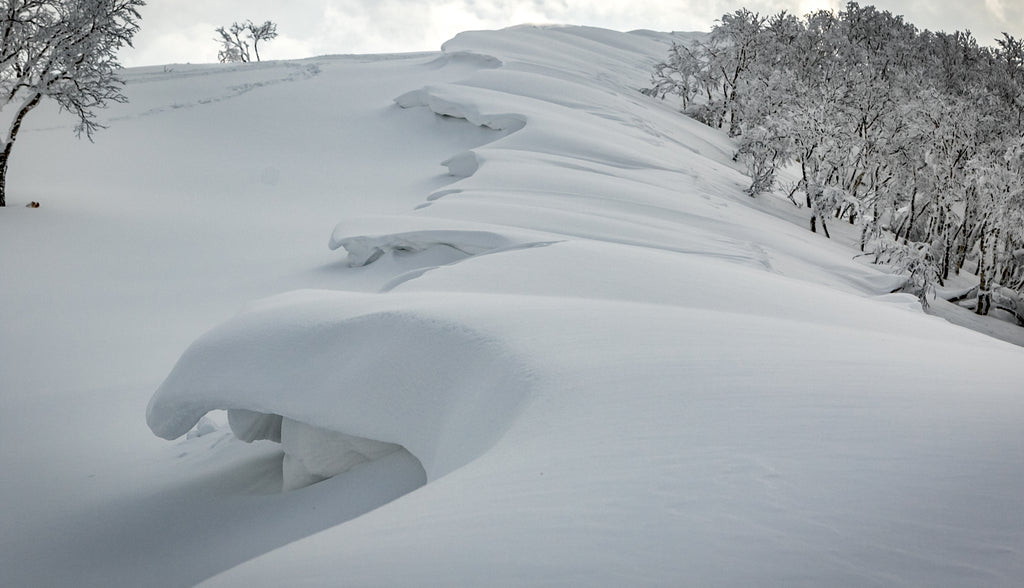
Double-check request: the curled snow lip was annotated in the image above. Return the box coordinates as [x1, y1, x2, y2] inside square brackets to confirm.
[146, 290, 533, 482]
[328, 215, 561, 268]
[425, 49, 504, 71]
[392, 84, 526, 181]
[394, 86, 526, 133]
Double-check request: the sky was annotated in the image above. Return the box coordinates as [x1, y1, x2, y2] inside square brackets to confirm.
[121, 0, 1023, 67]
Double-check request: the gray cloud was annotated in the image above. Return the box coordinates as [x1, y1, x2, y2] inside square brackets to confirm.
[121, 0, 1023, 67]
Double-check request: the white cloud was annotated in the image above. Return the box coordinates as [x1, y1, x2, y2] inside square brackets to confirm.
[797, 0, 842, 15]
[119, 0, 1024, 67]
[984, 0, 1006, 21]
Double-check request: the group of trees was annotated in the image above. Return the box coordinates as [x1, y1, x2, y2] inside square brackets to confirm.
[647, 2, 1024, 317]
[216, 20, 277, 63]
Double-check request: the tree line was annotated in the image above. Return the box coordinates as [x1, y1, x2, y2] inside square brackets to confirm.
[646, 2, 1024, 318]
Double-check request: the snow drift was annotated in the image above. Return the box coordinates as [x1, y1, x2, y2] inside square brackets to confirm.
[4, 21, 1024, 588]
[148, 290, 533, 484]
[143, 25, 1024, 588]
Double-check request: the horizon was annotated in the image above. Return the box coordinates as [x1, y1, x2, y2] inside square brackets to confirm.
[120, 1, 1022, 67]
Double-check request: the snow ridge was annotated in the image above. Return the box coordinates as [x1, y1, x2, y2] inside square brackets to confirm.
[134, 25, 1024, 588]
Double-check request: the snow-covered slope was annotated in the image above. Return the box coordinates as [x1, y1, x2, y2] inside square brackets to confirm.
[4, 25, 1024, 587]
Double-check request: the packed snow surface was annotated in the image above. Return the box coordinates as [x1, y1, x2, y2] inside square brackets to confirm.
[3, 24, 1024, 588]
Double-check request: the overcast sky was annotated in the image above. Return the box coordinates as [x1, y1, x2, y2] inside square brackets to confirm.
[121, 0, 1023, 67]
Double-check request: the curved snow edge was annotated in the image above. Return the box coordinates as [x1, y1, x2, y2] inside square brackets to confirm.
[427, 49, 503, 70]
[328, 216, 562, 267]
[146, 290, 534, 480]
[395, 86, 526, 133]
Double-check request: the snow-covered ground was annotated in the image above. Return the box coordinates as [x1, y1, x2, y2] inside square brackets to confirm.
[2, 25, 1024, 587]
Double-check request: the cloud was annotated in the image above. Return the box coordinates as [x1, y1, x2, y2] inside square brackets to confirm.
[984, 0, 1006, 21]
[119, 0, 1024, 67]
[797, 0, 842, 15]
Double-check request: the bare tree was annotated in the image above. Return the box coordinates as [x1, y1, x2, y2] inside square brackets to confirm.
[0, 0, 145, 207]
[216, 20, 277, 63]
[215, 22, 248, 63]
[247, 20, 277, 62]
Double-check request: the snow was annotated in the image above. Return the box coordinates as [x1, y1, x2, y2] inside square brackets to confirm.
[3, 23, 1024, 588]
[279, 418, 408, 491]
[148, 290, 533, 481]
[327, 215, 557, 267]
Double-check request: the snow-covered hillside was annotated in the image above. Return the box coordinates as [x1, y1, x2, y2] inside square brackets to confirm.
[3, 25, 1024, 587]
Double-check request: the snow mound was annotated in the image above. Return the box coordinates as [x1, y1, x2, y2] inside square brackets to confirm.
[196, 283, 1024, 587]
[146, 290, 532, 480]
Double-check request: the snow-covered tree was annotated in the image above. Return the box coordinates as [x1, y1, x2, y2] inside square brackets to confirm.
[246, 20, 277, 63]
[216, 20, 277, 63]
[644, 9, 767, 135]
[215, 23, 247, 63]
[647, 2, 1024, 314]
[0, 0, 144, 207]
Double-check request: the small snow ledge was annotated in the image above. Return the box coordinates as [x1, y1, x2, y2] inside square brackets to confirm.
[395, 87, 526, 133]
[429, 49, 503, 70]
[442, 151, 480, 177]
[146, 290, 532, 481]
[328, 216, 560, 267]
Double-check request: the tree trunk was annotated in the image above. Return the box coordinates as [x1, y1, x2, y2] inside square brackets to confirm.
[0, 146, 7, 207]
[941, 242, 951, 282]
[0, 92, 43, 207]
[977, 226, 990, 316]
[901, 187, 917, 243]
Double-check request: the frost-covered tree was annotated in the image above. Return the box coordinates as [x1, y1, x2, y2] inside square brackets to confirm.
[644, 9, 767, 135]
[215, 23, 246, 63]
[216, 20, 277, 63]
[647, 2, 1024, 313]
[0, 0, 144, 207]
[246, 20, 277, 63]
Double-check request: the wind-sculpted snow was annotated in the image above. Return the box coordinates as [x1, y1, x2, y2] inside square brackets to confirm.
[7, 22, 1013, 588]
[193, 285, 1024, 587]
[328, 215, 559, 268]
[221, 408, 407, 491]
[147, 290, 533, 481]
[395, 86, 526, 132]
[136, 26, 1024, 588]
